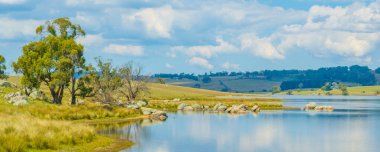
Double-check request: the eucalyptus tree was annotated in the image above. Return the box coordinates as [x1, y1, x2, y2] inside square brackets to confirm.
[13, 17, 86, 104]
[0, 55, 7, 79]
[119, 62, 148, 101]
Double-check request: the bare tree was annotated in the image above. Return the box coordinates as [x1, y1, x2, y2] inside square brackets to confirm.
[119, 62, 149, 101]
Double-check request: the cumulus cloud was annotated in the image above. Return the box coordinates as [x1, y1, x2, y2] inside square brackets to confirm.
[77, 34, 105, 47]
[240, 34, 285, 60]
[0, 0, 25, 4]
[188, 57, 214, 70]
[221, 62, 239, 70]
[243, 1, 380, 61]
[0, 18, 42, 39]
[103, 44, 144, 56]
[169, 37, 238, 58]
[122, 5, 192, 38]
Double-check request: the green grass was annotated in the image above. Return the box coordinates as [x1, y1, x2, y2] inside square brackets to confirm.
[276, 86, 380, 96]
[164, 77, 281, 93]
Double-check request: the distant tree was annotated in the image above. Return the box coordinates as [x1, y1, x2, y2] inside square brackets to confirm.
[287, 90, 293, 95]
[272, 86, 281, 94]
[157, 78, 165, 84]
[194, 84, 201, 88]
[202, 76, 212, 83]
[338, 83, 349, 96]
[321, 82, 332, 91]
[376, 67, 380, 74]
[0, 55, 7, 79]
[298, 82, 303, 89]
[118, 62, 149, 101]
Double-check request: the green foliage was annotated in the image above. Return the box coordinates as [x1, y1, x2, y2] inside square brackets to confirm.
[13, 17, 86, 104]
[0, 55, 7, 79]
[157, 78, 165, 84]
[272, 86, 281, 94]
[287, 90, 293, 95]
[338, 83, 349, 96]
[202, 76, 212, 83]
[321, 82, 333, 91]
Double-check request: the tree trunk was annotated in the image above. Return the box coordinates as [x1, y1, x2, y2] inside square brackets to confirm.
[71, 76, 76, 105]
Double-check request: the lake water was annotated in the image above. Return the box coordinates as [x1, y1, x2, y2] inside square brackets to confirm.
[101, 96, 380, 152]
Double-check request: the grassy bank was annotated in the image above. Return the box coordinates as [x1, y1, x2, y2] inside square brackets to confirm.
[276, 86, 380, 96]
[1, 76, 283, 151]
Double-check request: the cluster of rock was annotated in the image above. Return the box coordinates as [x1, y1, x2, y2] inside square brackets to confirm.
[0, 80, 17, 88]
[177, 103, 261, 113]
[4, 92, 28, 106]
[121, 100, 148, 109]
[141, 107, 168, 120]
[303, 102, 334, 112]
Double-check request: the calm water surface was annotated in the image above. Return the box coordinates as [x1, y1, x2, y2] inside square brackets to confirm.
[102, 96, 380, 152]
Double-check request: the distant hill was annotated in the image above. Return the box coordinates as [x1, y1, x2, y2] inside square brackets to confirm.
[153, 65, 380, 93]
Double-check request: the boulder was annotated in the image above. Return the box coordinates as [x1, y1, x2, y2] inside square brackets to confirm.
[141, 107, 167, 120]
[213, 103, 227, 112]
[6, 92, 28, 106]
[77, 99, 85, 105]
[251, 105, 260, 112]
[30, 90, 47, 100]
[191, 104, 203, 111]
[136, 100, 148, 107]
[183, 106, 194, 111]
[314, 106, 334, 112]
[4, 92, 22, 99]
[0, 80, 16, 88]
[203, 105, 210, 110]
[227, 104, 248, 113]
[303, 102, 317, 110]
[177, 103, 188, 110]
[127, 104, 140, 109]
[173, 98, 181, 102]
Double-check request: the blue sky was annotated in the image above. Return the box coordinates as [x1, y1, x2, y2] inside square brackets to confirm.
[0, 0, 380, 75]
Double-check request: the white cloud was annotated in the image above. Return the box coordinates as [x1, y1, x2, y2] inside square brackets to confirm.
[188, 57, 214, 70]
[170, 37, 238, 58]
[221, 62, 239, 70]
[0, 18, 42, 39]
[165, 63, 173, 68]
[243, 1, 380, 61]
[241, 34, 285, 60]
[66, 0, 121, 6]
[0, 0, 25, 4]
[103, 44, 144, 56]
[122, 5, 194, 38]
[77, 34, 104, 47]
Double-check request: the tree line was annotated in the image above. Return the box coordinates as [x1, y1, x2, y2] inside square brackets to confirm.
[1, 17, 148, 105]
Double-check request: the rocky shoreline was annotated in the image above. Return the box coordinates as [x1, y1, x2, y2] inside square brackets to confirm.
[177, 103, 261, 113]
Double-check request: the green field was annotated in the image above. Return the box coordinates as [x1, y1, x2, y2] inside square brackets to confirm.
[277, 86, 380, 96]
[165, 77, 281, 93]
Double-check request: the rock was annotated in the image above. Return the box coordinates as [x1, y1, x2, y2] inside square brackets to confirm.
[4, 92, 22, 99]
[303, 102, 334, 112]
[6, 92, 28, 106]
[191, 104, 203, 111]
[0, 80, 16, 88]
[141, 107, 157, 115]
[251, 105, 260, 112]
[204, 106, 210, 110]
[30, 90, 47, 100]
[136, 100, 148, 107]
[177, 103, 188, 110]
[183, 106, 194, 111]
[77, 99, 85, 105]
[127, 104, 140, 109]
[315, 105, 334, 112]
[141, 107, 167, 120]
[213, 103, 227, 112]
[303, 102, 317, 110]
[227, 104, 248, 113]
[173, 98, 181, 102]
